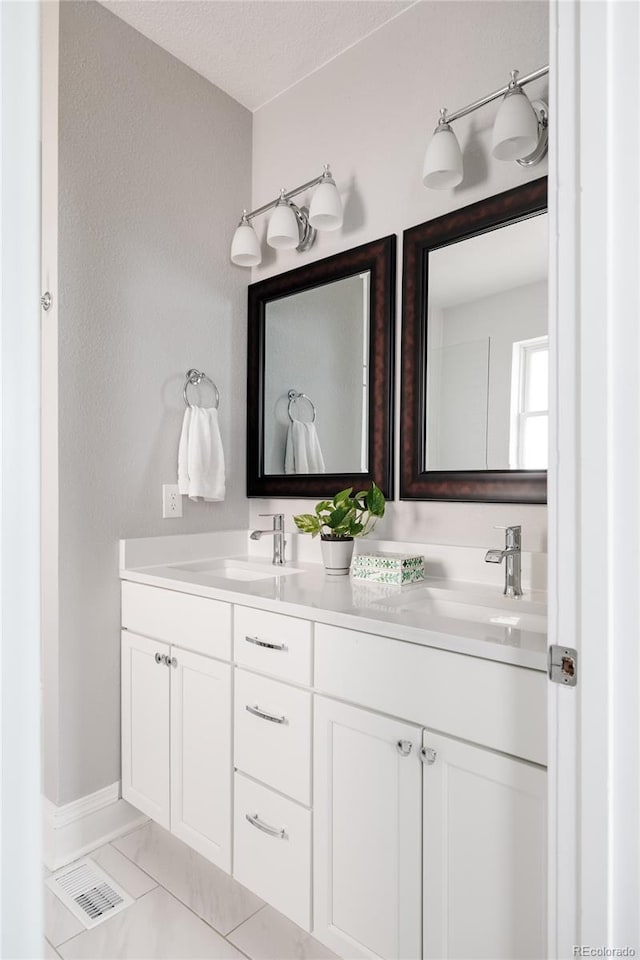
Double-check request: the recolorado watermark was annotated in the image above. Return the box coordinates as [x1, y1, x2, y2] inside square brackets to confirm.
[573, 948, 636, 958]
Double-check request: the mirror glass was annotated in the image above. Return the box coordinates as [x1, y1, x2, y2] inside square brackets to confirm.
[425, 212, 548, 471]
[263, 273, 370, 475]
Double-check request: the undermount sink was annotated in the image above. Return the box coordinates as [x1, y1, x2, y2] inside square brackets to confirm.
[168, 558, 304, 582]
[366, 583, 547, 633]
[412, 597, 545, 633]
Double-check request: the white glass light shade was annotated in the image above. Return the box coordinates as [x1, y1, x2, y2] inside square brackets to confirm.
[308, 179, 343, 231]
[267, 201, 299, 249]
[422, 123, 463, 189]
[230, 221, 261, 267]
[492, 87, 539, 161]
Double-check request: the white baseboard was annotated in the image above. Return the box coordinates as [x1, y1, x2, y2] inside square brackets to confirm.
[43, 781, 148, 870]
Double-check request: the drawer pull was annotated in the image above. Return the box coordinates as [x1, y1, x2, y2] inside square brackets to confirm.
[246, 704, 286, 724]
[245, 812, 286, 839]
[245, 635, 287, 652]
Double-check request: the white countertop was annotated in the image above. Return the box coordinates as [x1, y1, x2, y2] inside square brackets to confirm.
[120, 539, 548, 672]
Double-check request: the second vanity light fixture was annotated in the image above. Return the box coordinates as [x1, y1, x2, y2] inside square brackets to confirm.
[423, 66, 549, 189]
[230, 164, 343, 267]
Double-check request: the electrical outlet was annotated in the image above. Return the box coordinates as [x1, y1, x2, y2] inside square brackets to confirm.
[162, 483, 183, 519]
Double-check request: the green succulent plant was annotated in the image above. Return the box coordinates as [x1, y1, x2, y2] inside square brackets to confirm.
[293, 482, 385, 540]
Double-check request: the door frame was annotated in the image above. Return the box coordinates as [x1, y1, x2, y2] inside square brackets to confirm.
[549, 0, 640, 953]
[0, 1, 43, 955]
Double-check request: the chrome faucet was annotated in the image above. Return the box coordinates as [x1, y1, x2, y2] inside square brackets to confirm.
[485, 525, 523, 597]
[250, 513, 286, 566]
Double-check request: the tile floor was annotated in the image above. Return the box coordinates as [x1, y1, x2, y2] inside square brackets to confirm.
[44, 821, 339, 960]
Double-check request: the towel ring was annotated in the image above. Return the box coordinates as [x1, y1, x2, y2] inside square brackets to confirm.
[183, 368, 220, 409]
[287, 389, 316, 423]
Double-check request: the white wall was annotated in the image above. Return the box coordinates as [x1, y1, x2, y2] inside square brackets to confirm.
[250, 0, 549, 551]
[45, 1, 252, 804]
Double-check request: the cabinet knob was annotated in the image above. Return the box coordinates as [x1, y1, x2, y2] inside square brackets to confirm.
[154, 652, 163, 665]
[396, 739, 413, 757]
[420, 747, 437, 765]
[169, 657, 178, 668]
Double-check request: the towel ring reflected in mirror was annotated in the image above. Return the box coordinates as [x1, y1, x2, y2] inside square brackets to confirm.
[183, 368, 220, 409]
[287, 390, 317, 423]
[247, 235, 396, 499]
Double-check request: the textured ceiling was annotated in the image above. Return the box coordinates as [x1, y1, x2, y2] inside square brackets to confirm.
[98, 1, 414, 111]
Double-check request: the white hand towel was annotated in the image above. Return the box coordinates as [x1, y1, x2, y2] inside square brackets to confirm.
[284, 419, 325, 474]
[285, 420, 306, 474]
[177, 405, 225, 501]
[177, 406, 192, 495]
[303, 421, 325, 473]
[284, 419, 295, 474]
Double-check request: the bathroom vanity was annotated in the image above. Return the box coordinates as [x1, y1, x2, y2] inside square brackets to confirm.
[119, 532, 547, 960]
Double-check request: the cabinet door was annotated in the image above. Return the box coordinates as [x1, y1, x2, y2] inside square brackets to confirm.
[170, 648, 231, 871]
[121, 631, 170, 828]
[422, 731, 546, 959]
[313, 696, 422, 960]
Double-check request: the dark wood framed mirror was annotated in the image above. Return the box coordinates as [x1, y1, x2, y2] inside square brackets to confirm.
[400, 178, 548, 503]
[247, 235, 396, 498]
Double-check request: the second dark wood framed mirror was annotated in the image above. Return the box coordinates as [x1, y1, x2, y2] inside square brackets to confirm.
[247, 235, 396, 498]
[400, 178, 548, 503]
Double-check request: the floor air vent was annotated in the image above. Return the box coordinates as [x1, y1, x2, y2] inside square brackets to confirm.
[46, 858, 133, 929]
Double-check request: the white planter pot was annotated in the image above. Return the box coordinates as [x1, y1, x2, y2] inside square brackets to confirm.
[320, 537, 355, 576]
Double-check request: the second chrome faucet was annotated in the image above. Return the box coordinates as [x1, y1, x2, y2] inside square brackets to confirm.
[485, 525, 523, 597]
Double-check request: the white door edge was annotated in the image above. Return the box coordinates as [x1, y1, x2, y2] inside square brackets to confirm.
[549, 0, 640, 953]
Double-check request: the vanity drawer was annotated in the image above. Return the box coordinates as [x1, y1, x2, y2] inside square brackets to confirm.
[233, 772, 311, 930]
[121, 581, 231, 661]
[234, 607, 312, 685]
[234, 669, 311, 805]
[314, 624, 547, 765]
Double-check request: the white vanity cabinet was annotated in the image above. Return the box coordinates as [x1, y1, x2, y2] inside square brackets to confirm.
[233, 772, 312, 929]
[120, 575, 547, 960]
[121, 584, 232, 872]
[422, 731, 547, 960]
[312, 623, 547, 960]
[170, 648, 231, 867]
[121, 631, 171, 829]
[313, 696, 423, 960]
[234, 669, 312, 805]
[232, 609, 314, 927]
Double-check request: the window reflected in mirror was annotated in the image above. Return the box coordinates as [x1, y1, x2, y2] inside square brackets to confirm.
[424, 212, 548, 472]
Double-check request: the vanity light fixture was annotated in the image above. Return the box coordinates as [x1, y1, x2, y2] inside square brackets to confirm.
[423, 66, 549, 189]
[230, 164, 343, 267]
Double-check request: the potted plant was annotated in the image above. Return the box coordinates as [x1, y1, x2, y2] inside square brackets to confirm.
[293, 482, 386, 576]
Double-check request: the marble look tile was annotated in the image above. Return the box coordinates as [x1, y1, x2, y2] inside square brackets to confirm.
[90, 843, 157, 899]
[114, 822, 263, 935]
[43, 886, 84, 948]
[57, 886, 245, 960]
[228, 905, 340, 960]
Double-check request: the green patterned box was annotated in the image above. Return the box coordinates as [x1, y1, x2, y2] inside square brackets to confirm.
[352, 552, 425, 585]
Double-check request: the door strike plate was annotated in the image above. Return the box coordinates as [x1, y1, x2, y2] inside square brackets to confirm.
[548, 645, 578, 686]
